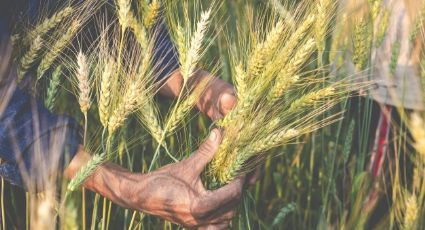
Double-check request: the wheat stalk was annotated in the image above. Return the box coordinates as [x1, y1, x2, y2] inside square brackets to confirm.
[37, 20, 81, 79]
[44, 65, 62, 112]
[18, 36, 42, 80]
[25, 7, 74, 43]
[76, 52, 91, 115]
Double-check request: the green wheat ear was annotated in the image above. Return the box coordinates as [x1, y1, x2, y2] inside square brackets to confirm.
[67, 153, 106, 191]
[44, 65, 62, 112]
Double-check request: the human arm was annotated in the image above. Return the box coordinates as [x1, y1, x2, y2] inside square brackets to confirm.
[65, 129, 243, 228]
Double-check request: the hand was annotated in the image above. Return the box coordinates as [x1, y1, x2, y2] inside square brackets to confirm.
[129, 129, 244, 228]
[159, 70, 237, 121]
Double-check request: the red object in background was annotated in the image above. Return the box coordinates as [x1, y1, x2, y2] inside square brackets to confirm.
[369, 105, 392, 178]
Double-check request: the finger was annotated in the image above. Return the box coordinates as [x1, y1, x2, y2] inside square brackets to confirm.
[201, 176, 244, 211]
[218, 88, 237, 116]
[189, 129, 222, 174]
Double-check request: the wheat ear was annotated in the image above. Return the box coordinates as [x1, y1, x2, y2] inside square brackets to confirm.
[99, 59, 114, 128]
[108, 81, 142, 134]
[268, 39, 316, 103]
[180, 9, 212, 81]
[18, 36, 42, 80]
[25, 7, 74, 43]
[144, 0, 161, 29]
[234, 63, 248, 98]
[403, 194, 418, 230]
[37, 20, 81, 79]
[116, 0, 131, 30]
[376, 9, 390, 47]
[139, 99, 163, 143]
[166, 78, 209, 134]
[67, 153, 106, 191]
[247, 20, 285, 79]
[262, 14, 316, 79]
[352, 18, 372, 71]
[315, 0, 332, 55]
[216, 129, 299, 185]
[286, 86, 335, 115]
[77, 51, 91, 114]
[128, 14, 148, 49]
[45, 65, 62, 112]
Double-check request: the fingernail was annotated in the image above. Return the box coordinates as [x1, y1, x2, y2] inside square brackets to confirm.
[209, 130, 217, 141]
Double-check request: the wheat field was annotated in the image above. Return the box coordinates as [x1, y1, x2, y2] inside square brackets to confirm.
[1, 0, 425, 229]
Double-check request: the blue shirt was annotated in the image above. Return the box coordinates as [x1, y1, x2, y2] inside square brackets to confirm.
[0, 1, 179, 188]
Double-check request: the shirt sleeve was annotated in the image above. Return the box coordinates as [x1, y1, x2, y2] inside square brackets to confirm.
[151, 20, 180, 81]
[0, 86, 81, 188]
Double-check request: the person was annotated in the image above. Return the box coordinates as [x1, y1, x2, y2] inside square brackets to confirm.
[0, 1, 248, 229]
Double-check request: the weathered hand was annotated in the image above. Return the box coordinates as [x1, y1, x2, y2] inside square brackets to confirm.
[159, 70, 237, 121]
[131, 129, 243, 228]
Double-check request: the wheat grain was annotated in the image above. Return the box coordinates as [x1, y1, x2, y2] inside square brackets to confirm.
[37, 20, 81, 79]
[144, 0, 161, 29]
[25, 7, 74, 43]
[76, 52, 91, 115]
[19, 36, 42, 80]
[44, 65, 62, 112]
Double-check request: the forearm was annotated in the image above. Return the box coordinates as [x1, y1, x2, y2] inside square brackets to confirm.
[64, 146, 144, 209]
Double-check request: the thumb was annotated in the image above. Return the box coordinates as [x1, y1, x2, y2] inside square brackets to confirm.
[191, 129, 222, 174]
